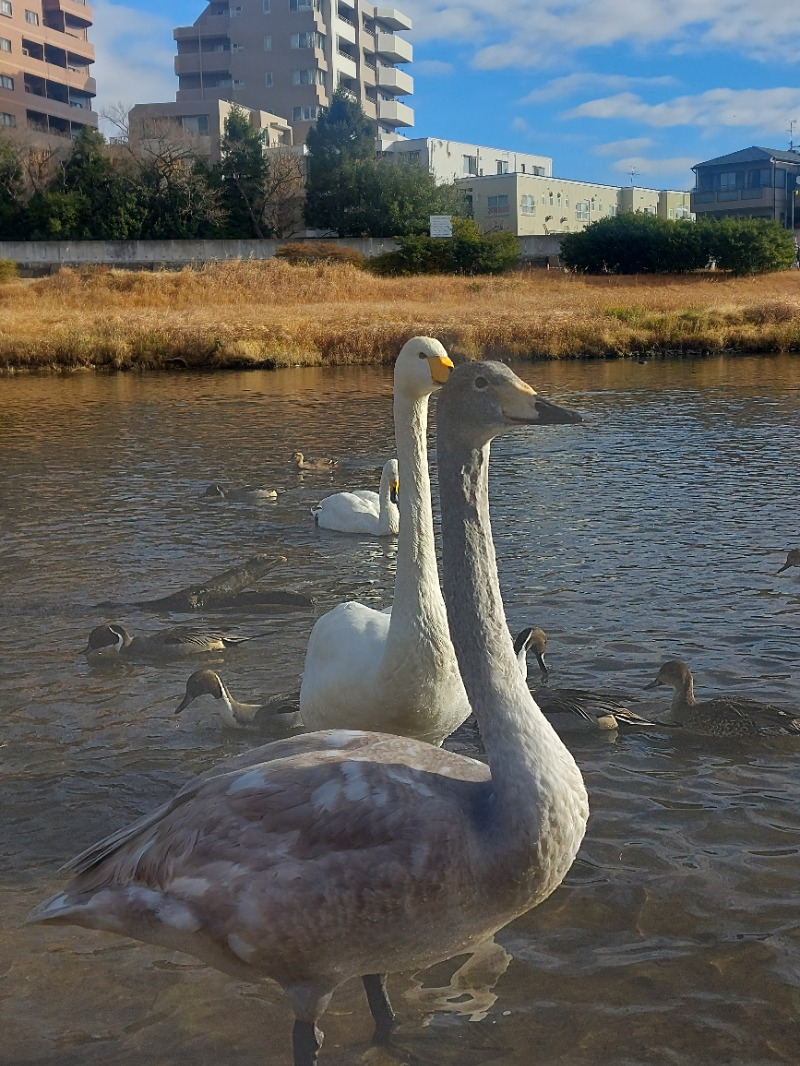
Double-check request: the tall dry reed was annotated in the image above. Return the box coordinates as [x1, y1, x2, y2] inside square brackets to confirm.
[2, 261, 800, 371]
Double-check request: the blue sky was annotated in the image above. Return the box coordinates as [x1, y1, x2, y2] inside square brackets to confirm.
[93, 0, 800, 191]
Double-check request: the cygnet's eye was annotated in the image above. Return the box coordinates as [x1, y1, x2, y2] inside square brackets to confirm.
[418, 352, 428, 359]
[474, 375, 489, 390]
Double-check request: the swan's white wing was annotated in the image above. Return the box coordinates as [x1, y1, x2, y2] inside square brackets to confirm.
[300, 602, 391, 730]
[312, 491, 381, 533]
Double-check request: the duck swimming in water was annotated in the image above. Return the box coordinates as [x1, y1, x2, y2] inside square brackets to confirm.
[645, 659, 800, 737]
[29, 358, 588, 1066]
[290, 451, 339, 472]
[777, 549, 800, 575]
[203, 483, 278, 503]
[175, 669, 304, 735]
[84, 624, 266, 662]
[514, 627, 660, 732]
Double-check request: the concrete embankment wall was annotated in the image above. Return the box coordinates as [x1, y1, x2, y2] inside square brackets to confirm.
[0, 234, 563, 273]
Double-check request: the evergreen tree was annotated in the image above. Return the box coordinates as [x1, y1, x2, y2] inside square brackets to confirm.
[217, 105, 270, 238]
[304, 89, 376, 233]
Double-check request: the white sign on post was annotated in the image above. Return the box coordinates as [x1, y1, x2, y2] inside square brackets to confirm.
[429, 215, 453, 238]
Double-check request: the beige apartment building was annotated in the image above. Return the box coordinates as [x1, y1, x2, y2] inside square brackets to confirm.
[383, 136, 551, 184]
[0, 0, 96, 138]
[458, 172, 693, 237]
[172, 0, 413, 145]
[128, 98, 293, 163]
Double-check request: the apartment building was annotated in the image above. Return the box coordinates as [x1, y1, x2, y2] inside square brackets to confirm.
[691, 146, 800, 229]
[129, 98, 293, 163]
[383, 136, 551, 184]
[172, 0, 414, 145]
[458, 172, 692, 238]
[0, 0, 96, 138]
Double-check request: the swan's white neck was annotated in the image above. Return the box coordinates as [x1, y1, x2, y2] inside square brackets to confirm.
[438, 436, 586, 851]
[390, 386, 447, 633]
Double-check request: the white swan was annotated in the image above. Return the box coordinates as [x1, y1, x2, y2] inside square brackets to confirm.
[311, 458, 399, 536]
[28, 358, 588, 1066]
[300, 338, 470, 744]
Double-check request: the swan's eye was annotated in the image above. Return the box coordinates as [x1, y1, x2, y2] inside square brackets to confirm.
[474, 376, 488, 390]
[417, 352, 427, 360]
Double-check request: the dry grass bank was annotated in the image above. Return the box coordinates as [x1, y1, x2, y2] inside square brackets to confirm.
[2, 260, 800, 371]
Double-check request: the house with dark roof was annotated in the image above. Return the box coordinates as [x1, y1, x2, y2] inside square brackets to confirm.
[691, 146, 800, 229]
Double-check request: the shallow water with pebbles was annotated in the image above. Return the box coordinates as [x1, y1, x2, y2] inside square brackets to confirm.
[1, 354, 798, 1065]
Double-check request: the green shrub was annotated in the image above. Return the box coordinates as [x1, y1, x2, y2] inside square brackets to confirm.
[275, 241, 365, 267]
[0, 258, 18, 282]
[367, 218, 520, 276]
[560, 213, 708, 274]
[697, 217, 796, 276]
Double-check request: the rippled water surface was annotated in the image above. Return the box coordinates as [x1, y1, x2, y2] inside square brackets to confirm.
[1, 354, 799, 1065]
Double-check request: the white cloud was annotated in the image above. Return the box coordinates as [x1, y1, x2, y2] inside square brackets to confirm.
[413, 59, 455, 76]
[566, 87, 800, 133]
[92, 0, 178, 125]
[523, 74, 676, 104]
[401, 0, 800, 66]
[593, 137, 655, 156]
[609, 155, 697, 186]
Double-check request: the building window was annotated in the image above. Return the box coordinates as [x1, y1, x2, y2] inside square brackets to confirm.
[548, 191, 554, 206]
[232, 78, 245, 88]
[292, 104, 320, 121]
[262, 0, 269, 9]
[264, 35, 271, 49]
[496, 159, 508, 174]
[401, 150, 421, 164]
[180, 114, 209, 134]
[0, 74, 13, 89]
[0, 110, 14, 125]
[290, 0, 319, 9]
[487, 194, 509, 215]
[463, 154, 477, 175]
[24, 7, 38, 23]
[0, 35, 10, 50]
[520, 194, 535, 215]
[292, 68, 323, 85]
[229, 4, 242, 14]
[674, 206, 690, 219]
[575, 201, 589, 221]
[265, 71, 273, 86]
[719, 171, 736, 190]
[291, 31, 322, 48]
[0, 2, 11, 17]
[232, 42, 243, 52]
[520, 163, 525, 173]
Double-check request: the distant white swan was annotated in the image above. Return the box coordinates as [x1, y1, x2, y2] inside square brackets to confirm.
[28, 358, 588, 1066]
[299, 337, 470, 744]
[311, 458, 399, 536]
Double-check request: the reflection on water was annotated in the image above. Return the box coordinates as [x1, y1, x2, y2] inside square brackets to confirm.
[1, 354, 799, 1064]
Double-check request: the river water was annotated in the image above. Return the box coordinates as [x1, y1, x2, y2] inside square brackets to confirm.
[1, 354, 799, 1065]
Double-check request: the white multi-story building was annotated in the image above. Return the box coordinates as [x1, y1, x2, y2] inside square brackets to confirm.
[172, 0, 413, 144]
[458, 173, 693, 237]
[382, 136, 551, 184]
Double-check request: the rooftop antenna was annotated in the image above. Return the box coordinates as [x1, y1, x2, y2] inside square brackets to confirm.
[788, 120, 798, 152]
[628, 167, 640, 186]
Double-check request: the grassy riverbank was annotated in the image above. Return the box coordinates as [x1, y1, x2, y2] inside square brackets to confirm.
[2, 260, 800, 371]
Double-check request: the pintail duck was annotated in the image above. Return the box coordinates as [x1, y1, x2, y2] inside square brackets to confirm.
[83, 623, 267, 662]
[203, 483, 278, 503]
[514, 627, 660, 732]
[311, 458, 400, 536]
[777, 549, 800, 575]
[175, 669, 304, 735]
[290, 450, 339, 472]
[645, 659, 800, 737]
[29, 358, 588, 1066]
